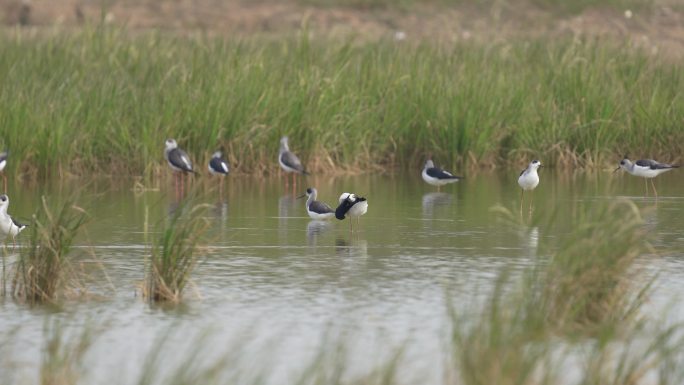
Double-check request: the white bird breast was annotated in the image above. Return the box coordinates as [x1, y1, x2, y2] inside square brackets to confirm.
[518, 171, 539, 191]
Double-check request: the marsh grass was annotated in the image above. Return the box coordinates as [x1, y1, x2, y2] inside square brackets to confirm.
[491, 199, 652, 334]
[144, 201, 210, 302]
[536, 200, 651, 332]
[450, 275, 557, 385]
[452, 199, 659, 384]
[0, 28, 682, 178]
[40, 320, 95, 385]
[11, 196, 88, 303]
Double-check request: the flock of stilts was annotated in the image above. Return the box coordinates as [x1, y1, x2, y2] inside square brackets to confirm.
[0, 140, 680, 246]
[164, 136, 681, 225]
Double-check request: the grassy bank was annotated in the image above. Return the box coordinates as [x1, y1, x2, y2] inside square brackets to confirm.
[0, 28, 682, 178]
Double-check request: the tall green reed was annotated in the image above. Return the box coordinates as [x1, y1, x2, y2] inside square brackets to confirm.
[11, 196, 88, 303]
[0, 29, 681, 178]
[144, 202, 209, 302]
[535, 200, 651, 332]
[452, 199, 657, 384]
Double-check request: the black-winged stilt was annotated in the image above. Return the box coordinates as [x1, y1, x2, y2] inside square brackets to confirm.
[208, 149, 229, 196]
[614, 156, 679, 197]
[0, 194, 28, 249]
[298, 187, 335, 220]
[0, 150, 7, 193]
[164, 139, 195, 196]
[278, 136, 308, 188]
[335, 193, 368, 232]
[421, 159, 462, 191]
[518, 160, 542, 212]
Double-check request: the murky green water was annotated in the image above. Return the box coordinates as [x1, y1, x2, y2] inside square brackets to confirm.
[1, 170, 683, 384]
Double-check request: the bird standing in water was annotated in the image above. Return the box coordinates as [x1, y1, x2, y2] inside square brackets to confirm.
[335, 193, 368, 233]
[278, 136, 308, 190]
[614, 156, 679, 197]
[299, 187, 335, 220]
[208, 149, 230, 197]
[0, 150, 8, 193]
[164, 139, 195, 197]
[0, 194, 28, 250]
[518, 160, 542, 213]
[421, 159, 462, 191]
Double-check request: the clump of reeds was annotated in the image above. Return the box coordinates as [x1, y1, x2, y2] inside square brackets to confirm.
[11, 196, 88, 303]
[535, 199, 650, 332]
[144, 203, 209, 302]
[452, 199, 655, 384]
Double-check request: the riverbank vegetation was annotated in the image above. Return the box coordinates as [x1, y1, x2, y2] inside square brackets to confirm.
[0, 28, 682, 178]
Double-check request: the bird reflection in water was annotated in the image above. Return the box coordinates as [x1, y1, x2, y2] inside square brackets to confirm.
[213, 201, 229, 237]
[422, 192, 452, 218]
[278, 194, 298, 240]
[307, 220, 333, 247]
[335, 237, 368, 259]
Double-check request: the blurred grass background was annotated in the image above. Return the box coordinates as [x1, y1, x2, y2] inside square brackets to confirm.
[1, 0, 682, 178]
[0, 28, 682, 178]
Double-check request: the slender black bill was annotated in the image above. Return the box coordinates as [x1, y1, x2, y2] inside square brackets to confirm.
[613, 166, 621, 173]
[296, 194, 307, 199]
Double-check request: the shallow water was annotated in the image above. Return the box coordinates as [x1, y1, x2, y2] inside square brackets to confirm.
[1, 170, 683, 384]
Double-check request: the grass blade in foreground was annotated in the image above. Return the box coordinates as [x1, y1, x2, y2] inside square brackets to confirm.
[454, 199, 656, 384]
[537, 199, 652, 333]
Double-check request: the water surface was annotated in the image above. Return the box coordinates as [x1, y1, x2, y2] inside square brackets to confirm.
[1, 170, 683, 384]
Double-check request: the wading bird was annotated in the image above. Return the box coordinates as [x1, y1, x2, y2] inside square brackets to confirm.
[614, 156, 679, 197]
[208, 149, 229, 196]
[164, 139, 195, 196]
[335, 193, 368, 233]
[518, 160, 542, 212]
[298, 187, 335, 220]
[0, 150, 7, 193]
[278, 136, 308, 188]
[421, 159, 462, 191]
[0, 194, 27, 249]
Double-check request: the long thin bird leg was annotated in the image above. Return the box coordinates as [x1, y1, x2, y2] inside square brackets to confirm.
[651, 179, 658, 198]
[520, 190, 524, 213]
[529, 191, 533, 215]
[349, 217, 353, 233]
